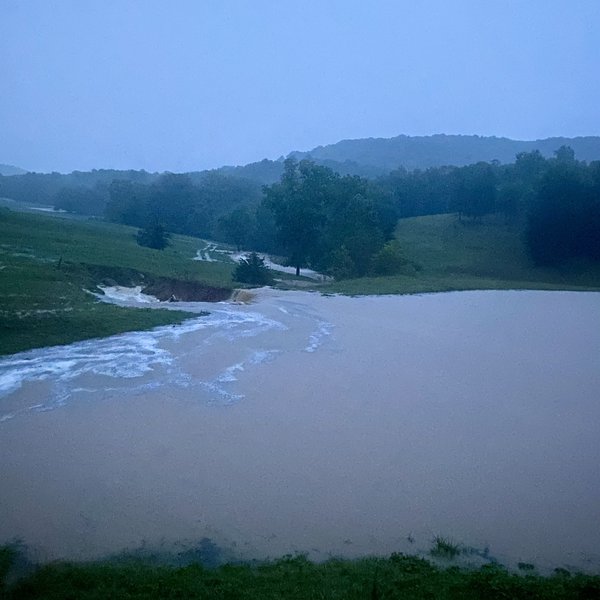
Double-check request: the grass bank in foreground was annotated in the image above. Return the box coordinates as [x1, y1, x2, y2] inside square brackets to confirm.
[0, 208, 235, 356]
[2, 547, 599, 600]
[323, 214, 600, 295]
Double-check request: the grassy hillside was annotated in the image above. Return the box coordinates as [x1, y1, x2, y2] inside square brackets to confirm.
[0, 208, 235, 356]
[325, 214, 600, 295]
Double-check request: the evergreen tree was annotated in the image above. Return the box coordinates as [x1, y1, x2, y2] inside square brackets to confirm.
[233, 252, 273, 285]
[136, 222, 171, 250]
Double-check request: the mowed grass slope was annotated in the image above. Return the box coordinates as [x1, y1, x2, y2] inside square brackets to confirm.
[326, 213, 600, 295]
[0, 209, 234, 355]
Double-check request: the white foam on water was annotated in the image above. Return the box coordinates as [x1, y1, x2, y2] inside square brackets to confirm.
[0, 288, 337, 422]
[200, 381, 243, 405]
[216, 349, 280, 384]
[305, 321, 334, 352]
[217, 362, 245, 383]
[97, 286, 160, 304]
[248, 349, 280, 365]
[0, 307, 288, 421]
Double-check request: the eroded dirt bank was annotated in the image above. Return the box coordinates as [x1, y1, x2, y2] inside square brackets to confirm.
[141, 277, 231, 302]
[89, 265, 233, 302]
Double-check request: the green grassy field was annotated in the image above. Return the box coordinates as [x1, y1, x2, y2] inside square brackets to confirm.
[324, 214, 600, 295]
[2, 547, 599, 600]
[0, 208, 235, 356]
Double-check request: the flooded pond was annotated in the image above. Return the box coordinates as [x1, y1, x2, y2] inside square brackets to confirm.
[1, 290, 599, 570]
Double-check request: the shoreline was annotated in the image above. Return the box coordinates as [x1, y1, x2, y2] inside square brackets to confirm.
[4, 282, 600, 358]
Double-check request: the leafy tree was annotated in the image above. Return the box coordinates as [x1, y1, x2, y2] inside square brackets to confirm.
[319, 191, 385, 276]
[554, 145, 576, 164]
[104, 171, 261, 242]
[452, 162, 497, 221]
[106, 180, 150, 226]
[147, 173, 202, 235]
[371, 240, 411, 275]
[249, 203, 278, 253]
[263, 159, 393, 278]
[526, 163, 600, 265]
[53, 186, 106, 216]
[514, 150, 547, 183]
[233, 252, 273, 285]
[329, 245, 355, 280]
[218, 207, 252, 250]
[495, 182, 522, 223]
[136, 222, 171, 250]
[263, 159, 330, 275]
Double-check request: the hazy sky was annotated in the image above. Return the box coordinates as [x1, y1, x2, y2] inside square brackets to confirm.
[1, 0, 599, 173]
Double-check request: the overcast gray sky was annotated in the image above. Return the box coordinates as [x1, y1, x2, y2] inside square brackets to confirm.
[1, 0, 599, 173]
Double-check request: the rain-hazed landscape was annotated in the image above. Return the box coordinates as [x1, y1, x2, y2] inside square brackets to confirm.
[2, 2, 600, 598]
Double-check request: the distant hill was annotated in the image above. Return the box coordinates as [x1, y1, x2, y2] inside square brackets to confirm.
[212, 158, 284, 185]
[210, 134, 600, 183]
[288, 134, 600, 172]
[0, 163, 27, 176]
[212, 156, 387, 184]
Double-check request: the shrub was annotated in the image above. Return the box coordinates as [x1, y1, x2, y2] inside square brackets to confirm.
[370, 241, 411, 275]
[233, 253, 273, 285]
[329, 245, 355, 280]
[136, 222, 171, 250]
[430, 536, 461, 559]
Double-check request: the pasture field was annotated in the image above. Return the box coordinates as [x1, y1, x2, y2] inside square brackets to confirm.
[325, 214, 600, 295]
[0, 208, 234, 355]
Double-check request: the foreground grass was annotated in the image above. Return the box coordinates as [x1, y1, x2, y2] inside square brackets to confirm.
[2, 550, 599, 600]
[324, 214, 600, 295]
[0, 209, 234, 355]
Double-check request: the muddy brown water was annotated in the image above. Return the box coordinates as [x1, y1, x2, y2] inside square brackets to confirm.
[1, 290, 599, 570]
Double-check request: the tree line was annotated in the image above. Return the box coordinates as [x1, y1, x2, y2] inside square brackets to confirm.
[227, 148, 600, 273]
[1, 146, 599, 274]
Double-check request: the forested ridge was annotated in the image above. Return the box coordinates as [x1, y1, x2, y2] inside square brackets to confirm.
[289, 133, 600, 171]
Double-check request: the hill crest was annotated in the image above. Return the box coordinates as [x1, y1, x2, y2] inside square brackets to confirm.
[288, 133, 600, 172]
[0, 164, 27, 176]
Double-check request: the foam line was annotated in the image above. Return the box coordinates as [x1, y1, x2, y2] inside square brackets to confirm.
[0, 309, 287, 421]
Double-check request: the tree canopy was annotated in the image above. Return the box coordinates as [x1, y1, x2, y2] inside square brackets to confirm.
[136, 222, 171, 250]
[262, 159, 394, 278]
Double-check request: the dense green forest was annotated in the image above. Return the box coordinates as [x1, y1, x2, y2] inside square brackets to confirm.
[1, 141, 599, 278]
